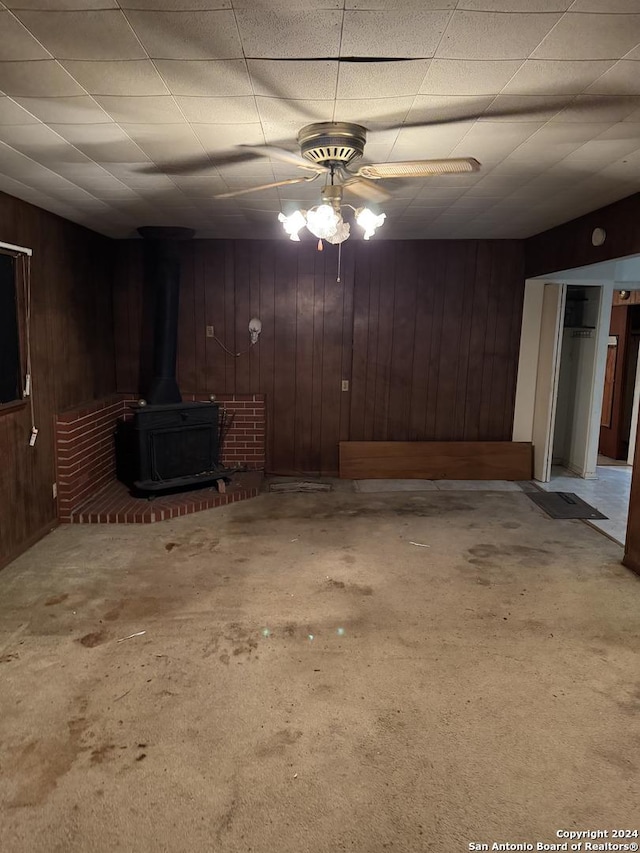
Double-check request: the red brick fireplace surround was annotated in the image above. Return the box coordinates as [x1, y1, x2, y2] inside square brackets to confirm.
[54, 393, 265, 523]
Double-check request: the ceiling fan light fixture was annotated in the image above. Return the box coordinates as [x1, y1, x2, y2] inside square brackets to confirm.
[356, 208, 386, 240]
[305, 204, 342, 240]
[324, 219, 351, 245]
[278, 209, 306, 241]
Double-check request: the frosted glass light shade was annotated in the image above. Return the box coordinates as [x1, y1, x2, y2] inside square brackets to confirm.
[278, 210, 306, 241]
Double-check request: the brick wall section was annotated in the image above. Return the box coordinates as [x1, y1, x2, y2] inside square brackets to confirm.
[188, 393, 266, 470]
[55, 393, 265, 523]
[55, 394, 137, 523]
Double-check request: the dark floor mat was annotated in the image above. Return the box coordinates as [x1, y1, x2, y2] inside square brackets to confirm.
[527, 491, 607, 520]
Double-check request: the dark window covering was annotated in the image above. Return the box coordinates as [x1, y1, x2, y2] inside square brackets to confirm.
[0, 253, 21, 404]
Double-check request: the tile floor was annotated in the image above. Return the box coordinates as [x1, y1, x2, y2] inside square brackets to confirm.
[539, 465, 632, 545]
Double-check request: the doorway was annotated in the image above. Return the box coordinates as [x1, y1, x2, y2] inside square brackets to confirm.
[514, 264, 640, 545]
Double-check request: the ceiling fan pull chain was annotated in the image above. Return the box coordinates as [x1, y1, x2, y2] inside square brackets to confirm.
[337, 241, 342, 284]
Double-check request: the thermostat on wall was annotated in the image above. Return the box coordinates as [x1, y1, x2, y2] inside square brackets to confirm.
[591, 227, 606, 247]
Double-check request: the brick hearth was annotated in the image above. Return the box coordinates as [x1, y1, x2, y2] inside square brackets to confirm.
[68, 471, 262, 524]
[54, 393, 265, 524]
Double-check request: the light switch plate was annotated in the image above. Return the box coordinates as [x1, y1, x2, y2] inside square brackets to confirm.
[206, 325, 214, 338]
[341, 380, 349, 391]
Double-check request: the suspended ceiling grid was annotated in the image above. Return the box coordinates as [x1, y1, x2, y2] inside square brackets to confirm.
[1, 0, 640, 239]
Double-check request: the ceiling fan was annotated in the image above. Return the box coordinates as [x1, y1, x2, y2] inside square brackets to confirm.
[212, 121, 481, 204]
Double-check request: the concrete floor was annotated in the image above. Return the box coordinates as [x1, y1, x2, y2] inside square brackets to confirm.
[1, 487, 639, 852]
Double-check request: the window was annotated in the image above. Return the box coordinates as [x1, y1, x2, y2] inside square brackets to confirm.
[0, 252, 22, 405]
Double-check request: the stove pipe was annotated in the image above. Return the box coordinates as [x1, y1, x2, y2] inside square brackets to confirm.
[138, 226, 195, 406]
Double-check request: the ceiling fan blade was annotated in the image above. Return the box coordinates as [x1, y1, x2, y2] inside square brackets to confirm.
[341, 176, 392, 203]
[356, 158, 481, 179]
[240, 144, 328, 172]
[214, 175, 320, 199]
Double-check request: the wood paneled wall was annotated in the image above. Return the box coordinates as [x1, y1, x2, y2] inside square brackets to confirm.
[114, 238, 524, 476]
[0, 192, 115, 568]
[350, 240, 524, 443]
[525, 191, 640, 279]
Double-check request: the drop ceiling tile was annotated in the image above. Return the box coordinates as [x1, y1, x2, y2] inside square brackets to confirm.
[225, 190, 282, 208]
[467, 0, 571, 7]
[120, 0, 231, 7]
[94, 95, 184, 124]
[248, 59, 338, 100]
[569, 0, 640, 11]
[122, 122, 208, 161]
[419, 59, 522, 96]
[505, 140, 584, 164]
[170, 175, 227, 196]
[0, 60, 84, 96]
[334, 97, 415, 124]
[98, 162, 177, 187]
[587, 61, 640, 95]
[392, 121, 476, 155]
[446, 197, 494, 210]
[450, 121, 545, 159]
[597, 121, 640, 139]
[438, 11, 561, 60]
[501, 59, 616, 95]
[89, 186, 143, 199]
[14, 95, 110, 123]
[50, 122, 150, 161]
[15, 10, 146, 60]
[336, 60, 431, 100]
[0, 96, 41, 124]
[532, 13, 640, 60]
[255, 97, 332, 124]
[363, 127, 402, 145]
[0, 10, 52, 59]
[408, 94, 495, 125]
[0, 123, 90, 161]
[261, 122, 304, 145]
[220, 159, 274, 179]
[345, 0, 454, 7]
[552, 95, 640, 123]
[222, 175, 282, 190]
[413, 185, 468, 199]
[234, 9, 342, 58]
[342, 10, 451, 58]
[52, 162, 133, 190]
[561, 136, 640, 163]
[191, 122, 264, 150]
[622, 104, 640, 122]
[155, 59, 251, 97]
[357, 142, 394, 162]
[4, 0, 119, 8]
[176, 96, 259, 124]
[463, 175, 530, 195]
[125, 10, 242, 60]
[483, 94, 574, 122]
[61, 60, 167, 95]
[529, 121, 614, 143]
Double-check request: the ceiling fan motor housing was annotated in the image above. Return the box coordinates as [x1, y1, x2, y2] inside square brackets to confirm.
[298, 122, 367, 167]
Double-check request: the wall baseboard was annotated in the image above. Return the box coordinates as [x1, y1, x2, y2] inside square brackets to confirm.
[0, 519, 59, 573]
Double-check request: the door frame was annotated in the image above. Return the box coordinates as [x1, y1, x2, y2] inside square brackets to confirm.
[513, 278, 613, 481]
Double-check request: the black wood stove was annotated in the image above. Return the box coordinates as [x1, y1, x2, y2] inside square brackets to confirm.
[115, 227, 230, 496]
